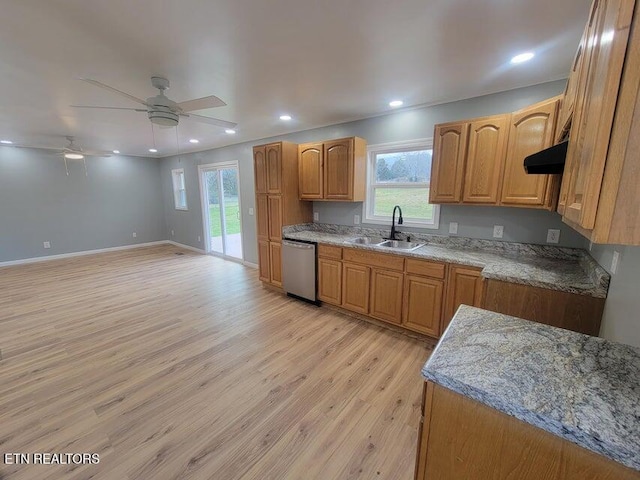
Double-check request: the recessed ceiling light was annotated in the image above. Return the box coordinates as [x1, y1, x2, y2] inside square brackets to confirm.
[389, 100, 404, 108]
[64, 153, 84, 160]
[1, 140, 13, 144]
[279, 114, 292, 121]
[225, 129, 236, 134]
[189, 139, 199, 144]
[511, 52, 535, 64]
[149, 148, 158, 153]
[112, 150, 120, 154]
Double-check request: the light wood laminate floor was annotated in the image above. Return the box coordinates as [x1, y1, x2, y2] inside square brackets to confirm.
[0, 245, 433, 480]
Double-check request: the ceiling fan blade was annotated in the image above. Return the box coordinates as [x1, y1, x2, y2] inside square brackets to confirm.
[78, 78, 150, 107]
[79, 149, 113, 157]
[177, 95, 226, 112]
[183, 113, 237, 129]
[2, 143, 62, 153]
[71, 105, 147, 112]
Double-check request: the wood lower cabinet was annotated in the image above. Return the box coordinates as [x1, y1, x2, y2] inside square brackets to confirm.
[269, 242, 282, 287]
[258, 240, 270, 282]
[341, 262, 370, 314]
[443, 265, 484, 332]
[256, 195, 269, 239]
[403, 275, 444, 337]
[369, 268, 404, 324]
[429, 121, 469, 203]
[318, 258, 342, 305]
[415, 382, 640, 480]
[267, 195, 282, 241]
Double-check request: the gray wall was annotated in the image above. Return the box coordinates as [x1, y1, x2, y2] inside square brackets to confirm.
[591, 244, 640, 348]
[160, 79, 587, 264]
[0, 147, 166, 262]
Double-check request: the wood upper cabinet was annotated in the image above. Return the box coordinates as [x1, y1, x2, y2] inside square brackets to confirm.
[258, 240, 270, 282]
[298, 143, 324, 199]
[430, 122, 469, 203]
[266, 143, 282, 194]
[500, 97, 561, 209]
[254, 146, 267, 194]
[443, 265, 484, 332]
[403, 275, 444, 337]
[369, 268, 404, 324]
[318, 258, 342, 305]
[298, 137, 366, 201]
[267, 195, 282, 241]
[269, 242, 282, 286]
[561, 0, 634, 231]
[463, 115, 509, 204]
[341, 262, 370, 314]
[256, 194, 269, 240]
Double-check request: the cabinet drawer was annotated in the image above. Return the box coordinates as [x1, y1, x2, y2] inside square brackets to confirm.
[405, 259, 446, 279]
[343, 249, 404, 272]
[318, 244, 343, 260]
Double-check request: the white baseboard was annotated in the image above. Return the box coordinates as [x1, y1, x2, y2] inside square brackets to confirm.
[0, 241, 169, 268]
[243, 261, 259, 269]
[166, 240, 206, 254]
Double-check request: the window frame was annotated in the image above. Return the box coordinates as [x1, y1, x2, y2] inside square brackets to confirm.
[171, 168, 188, 211]
[363, 138, 440, 229]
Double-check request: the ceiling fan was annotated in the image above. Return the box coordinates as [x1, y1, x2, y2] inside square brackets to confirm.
[2, 136, 112, 176]
[72, 76, 237, 129]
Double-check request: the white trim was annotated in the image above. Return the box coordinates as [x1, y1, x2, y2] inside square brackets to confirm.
[166, 240, 206, 254]
[243, 261, 259, 269]
[0, 241, 169, 268]
[171, 168, 188, 210]
[363, 138, 440, 230]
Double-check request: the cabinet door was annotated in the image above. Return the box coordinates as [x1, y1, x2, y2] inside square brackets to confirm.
[269, 242, 282, 287]
[403, 275, 444, 337]
[562, 0, 634, 229]
[318, 258, 342, 305]
[462, 115, 509, 204]
[430, 122, 469, 203]
[299, 143, 324, 200]
[267, 195, 282, 241]
[369, 269, 404, 324]
[324, 138, 353, 200]
[342, 262, 370, 314]
[266, 143, 282, 194]
[443, 265, 484, 332]
[256, 194, 269, 240]
[258, 239, 271, 282]
[500, 97, 560, 208]
[254, 146, 267, 194]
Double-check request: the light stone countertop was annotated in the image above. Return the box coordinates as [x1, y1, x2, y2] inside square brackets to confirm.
[421, 305, 640, 471]
[282, 223, 609, 298]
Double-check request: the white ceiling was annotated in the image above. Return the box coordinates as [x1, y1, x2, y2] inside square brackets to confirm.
[0, 0, 589, 158]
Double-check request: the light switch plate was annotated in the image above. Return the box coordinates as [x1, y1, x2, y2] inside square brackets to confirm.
[43, 241, 51, 249]
[611, 251, 620, 274]
[248, 207, 254, 215]
[449, 222, 458, 234]
[197, 235, 201, 242]
[546, 229, 560, 244]
[354, 214, 360, 225]
[171, 229, 174, 236]
[493, 225, 504, 239]
[132, 232, 137, 238]
[313, 212, 319, 221]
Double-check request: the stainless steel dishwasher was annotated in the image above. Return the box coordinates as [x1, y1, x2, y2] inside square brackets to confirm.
[282, 240, 317, 303]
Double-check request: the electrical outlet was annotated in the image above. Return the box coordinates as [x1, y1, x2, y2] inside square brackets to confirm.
[132, 232, 137, 238]
[611, 251, 620, 274]
[171, 229, 174, 236]
[354, 214, 360, 225]
[43, 241, 51, 249]
[313, 212, 319, 221]
[248, 207, 254, 215]
[449, 222, 458, 234]
[197, 235, 201, 242]
[546, 229, 560, 244]
[493, 225, 504, 239]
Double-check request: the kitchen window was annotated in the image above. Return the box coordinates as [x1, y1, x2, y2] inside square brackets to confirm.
[172, 168, 188, 210]
[364, 140, 439, 228]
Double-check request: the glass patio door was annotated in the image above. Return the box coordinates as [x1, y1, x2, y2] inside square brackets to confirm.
[200, 163, 243, 260]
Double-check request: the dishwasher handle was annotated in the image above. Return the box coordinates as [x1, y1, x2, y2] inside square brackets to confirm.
[282, 240, 315, 250]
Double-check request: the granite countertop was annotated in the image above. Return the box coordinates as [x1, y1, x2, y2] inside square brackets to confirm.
[422, 305, 640, 471]
[283, 223, 609, 298]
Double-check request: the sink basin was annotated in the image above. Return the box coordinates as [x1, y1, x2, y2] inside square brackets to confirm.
[346, 236, 384, 245]
[377, 240, 425, 251]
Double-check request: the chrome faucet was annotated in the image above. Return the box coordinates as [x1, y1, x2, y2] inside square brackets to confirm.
[389, 205, 403, 240]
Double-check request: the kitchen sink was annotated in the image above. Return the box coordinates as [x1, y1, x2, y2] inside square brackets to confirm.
[345, 236, 384, 245]
[377, 240, 425, 251]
